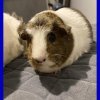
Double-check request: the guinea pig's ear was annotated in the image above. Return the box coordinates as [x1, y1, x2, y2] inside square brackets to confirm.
[54, 21, 71, 34]
[18, 22, 31, 40]
[64, 25, 71, 34]
[60, 25, 72, 35]
[12, 12, 23, 22]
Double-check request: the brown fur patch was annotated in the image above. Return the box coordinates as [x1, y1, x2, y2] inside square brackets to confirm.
[17, 22, 32, 58]
[27, 11, 65, 30]
[25, 11, 74, 69]
[47, 22, 74, 67]
[17, 22, 26, 36]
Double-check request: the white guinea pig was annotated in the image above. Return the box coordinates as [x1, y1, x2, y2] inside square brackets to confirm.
[4, 13, 24, 66]
[19, 8, 93, 73]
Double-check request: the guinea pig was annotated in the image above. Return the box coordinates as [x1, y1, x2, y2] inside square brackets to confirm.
[18, 8, 93, 73]
[4, 13, 24, 66]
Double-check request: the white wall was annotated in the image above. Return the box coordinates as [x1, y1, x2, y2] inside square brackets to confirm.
[70, 0, 96, 24]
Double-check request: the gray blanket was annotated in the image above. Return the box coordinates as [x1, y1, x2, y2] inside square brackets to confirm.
[4, 25, 96, 100]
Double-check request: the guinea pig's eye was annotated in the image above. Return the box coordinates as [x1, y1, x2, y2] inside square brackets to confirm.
[20, 31, 32, 41]
[48, 32, 56, 43]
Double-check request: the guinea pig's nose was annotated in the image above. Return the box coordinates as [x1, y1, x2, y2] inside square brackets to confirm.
[34, 58, 46, 64]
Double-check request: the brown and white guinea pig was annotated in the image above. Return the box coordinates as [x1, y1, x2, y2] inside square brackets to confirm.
[18, 8, 93, 73]
[4, 13, 24, 66]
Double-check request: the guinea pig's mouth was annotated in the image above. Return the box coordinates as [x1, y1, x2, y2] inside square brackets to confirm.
[29, 58, 57, 72]
[28, 54, 66, 73]
[30, 59, 42, 68]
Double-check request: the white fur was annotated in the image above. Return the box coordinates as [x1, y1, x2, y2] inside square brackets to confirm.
[32, 28, 48, 60]
[26, 27, 55, 72]
[55, 8, 92, 67]
[26, 8, 92, 73]
[26, 27, 49, 60]
[4, 13, 24, 66]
